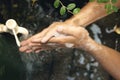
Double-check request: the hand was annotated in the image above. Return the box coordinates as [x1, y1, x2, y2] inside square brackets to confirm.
[48, 26, 90, 49]
[19, 22, 74, 53]
[31, 26, 91, 53]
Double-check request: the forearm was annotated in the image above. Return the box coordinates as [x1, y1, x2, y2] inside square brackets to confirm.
[82, 38, 120, 79]
[65, 1, 120, 27]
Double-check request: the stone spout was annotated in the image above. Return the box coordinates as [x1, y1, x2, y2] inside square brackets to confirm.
[0, 19, 29, 47]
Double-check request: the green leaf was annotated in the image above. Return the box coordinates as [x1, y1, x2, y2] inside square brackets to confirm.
[105, 4, 111, 9]
[67, 3, 76, 10]
[97, 0, 109, 3]
[105, 4, 112, 14]
[89, 0, 95, 2]
[97, 0, 102, 3]
[103, 0, 109, 2]
[105, 4, 118, 14]
[111, 0, 117, 3]
[73, 8, 80, 14]
[112, 6, 119, 12]
[60, 6, 66, 15]
[54, 0, 60, 8]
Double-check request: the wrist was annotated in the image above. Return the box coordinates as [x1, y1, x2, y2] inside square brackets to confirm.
[64, 18, 78, 27]
[78, 37, 102, 53]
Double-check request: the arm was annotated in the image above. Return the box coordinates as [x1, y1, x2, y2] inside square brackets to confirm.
[48, 26, 120, 80]
[39, 0, 120, 43]
[65, 1, 120, 27]
[19, 1, 120, 53]
[83, 37, 120, 80]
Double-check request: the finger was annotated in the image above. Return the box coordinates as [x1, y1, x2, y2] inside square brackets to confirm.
[41, 31, 55, 43]
[35, 50, 41, 53]
[24, 46, 42, 53]
[31, 46, 41, 51]
[26, 49, 33, 53]
[32, 28, 49, 43]
[28, 42, 41, 47]
[57, 26, 82, 37]
[30, 47, 41, 53]
[19, 45, 30, 52]
[34, 47, 51, 53]
[20, 42, 41, 52]
[20, 39, 29, 46]
[34, 47, 47, 53]
[49, 36, 75, 44]
[20, 35, 38, 46]
[31, 38, 41, 43]
[48, 37, 76, 48]
[30, 44, 53, 52]
[21, 28, 49, 46]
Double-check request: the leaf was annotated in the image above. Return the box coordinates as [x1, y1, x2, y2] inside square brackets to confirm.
[97, 0, 102, 3]
[105, 4, 111, 9]
[89, 0, 95, 2]
[112, 6, 118, 12]
[67, 3, 76, 10]
[103, 0, 109, 2]
[54, 0, 60, 8]
[105, 4, 112, 14]
[97, 0, 109, 3]
[105, 4, 118, 14]
[111, 0, 118, 3]
[60, 6, 66, 15]
[73, 8, 80, 14]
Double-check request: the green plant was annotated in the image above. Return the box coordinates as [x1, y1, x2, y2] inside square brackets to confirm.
[54, 0, 118, 15]
[91, 0, 118, 14]
[54, 0, 80, 15]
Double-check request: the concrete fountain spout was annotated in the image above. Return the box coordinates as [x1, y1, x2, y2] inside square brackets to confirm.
[0, 19, 29, 47]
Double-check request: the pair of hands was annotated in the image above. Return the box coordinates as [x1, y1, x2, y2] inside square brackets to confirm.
[19, 22, 90, 53]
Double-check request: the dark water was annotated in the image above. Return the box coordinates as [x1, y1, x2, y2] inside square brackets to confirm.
[0, 34, 26, 80]
[0, 0, 120, 80]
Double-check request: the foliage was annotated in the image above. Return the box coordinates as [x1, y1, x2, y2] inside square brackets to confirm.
[92, 0, 118, 14]
[54, 0, 118, 15]
[54, 0, 80, 15]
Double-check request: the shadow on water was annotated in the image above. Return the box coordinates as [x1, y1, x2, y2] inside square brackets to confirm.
[0, 0, 120, 80]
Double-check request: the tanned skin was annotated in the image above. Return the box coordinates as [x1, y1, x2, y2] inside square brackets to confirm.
[19, 1, 120, 79]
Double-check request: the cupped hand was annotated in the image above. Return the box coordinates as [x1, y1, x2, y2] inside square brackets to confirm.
[19, 22, 73, 53]
[48, 26, 90, 49]
[31, 26, 90, 53]
[19, 24, 50, 53]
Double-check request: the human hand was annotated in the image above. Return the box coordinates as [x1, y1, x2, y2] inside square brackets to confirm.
[31, 25, 91, 53]
[48, 26, 90, 49]
[19, 22, 74, 53]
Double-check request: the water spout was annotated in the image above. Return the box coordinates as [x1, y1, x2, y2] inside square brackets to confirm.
[0, 24, 8, 33]
[0, 19, 29, 47]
